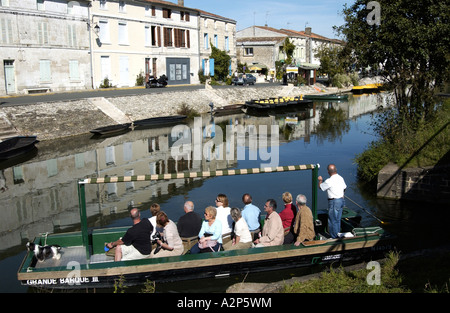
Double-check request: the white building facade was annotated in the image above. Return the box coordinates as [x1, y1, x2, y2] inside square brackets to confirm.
[198, 9, 236, 78]
[91, 0, 200, 88]
[0, 0, 92, 95]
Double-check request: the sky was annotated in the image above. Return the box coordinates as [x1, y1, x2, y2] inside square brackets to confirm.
[172, 0, 352, 39]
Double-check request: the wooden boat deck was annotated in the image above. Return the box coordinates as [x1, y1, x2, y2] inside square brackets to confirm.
[34, 246, 114, 269]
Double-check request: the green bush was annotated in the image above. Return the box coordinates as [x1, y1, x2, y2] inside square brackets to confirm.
[135, 71, 145, 86]
[355, 99, 450, 183]
[331, 73, 352, 88]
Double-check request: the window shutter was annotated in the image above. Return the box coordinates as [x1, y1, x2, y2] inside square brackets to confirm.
[186, 30, 190, 48]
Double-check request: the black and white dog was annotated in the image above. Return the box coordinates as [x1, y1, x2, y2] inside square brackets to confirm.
[26, 242, 62, 262]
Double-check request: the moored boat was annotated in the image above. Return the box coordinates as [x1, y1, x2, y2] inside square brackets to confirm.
[133, 115, 187, 129]
[244, 97, 313, 112]
[17, 164, 395, 290]
[303, 94, 349, 101]
[90, 123, 132, 137]
[0, 136, 39, 161]
[213, 104, 244, 116]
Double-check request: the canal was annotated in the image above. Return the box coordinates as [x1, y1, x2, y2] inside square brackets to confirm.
[1, 93, 448, 293]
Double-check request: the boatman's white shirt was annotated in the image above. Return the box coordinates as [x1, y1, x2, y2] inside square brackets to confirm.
[320, 174, 347, 199]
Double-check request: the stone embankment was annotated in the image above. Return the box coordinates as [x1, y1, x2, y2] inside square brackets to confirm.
[0, 84, 348, 141]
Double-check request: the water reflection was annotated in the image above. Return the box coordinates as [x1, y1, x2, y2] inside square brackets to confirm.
[0, 93, 393, 292]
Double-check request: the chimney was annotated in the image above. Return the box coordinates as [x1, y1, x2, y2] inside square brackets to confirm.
[178, 0, 184, 6]
[305, 27, 312, 36]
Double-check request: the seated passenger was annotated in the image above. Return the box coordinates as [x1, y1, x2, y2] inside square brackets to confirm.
[189, 206, 222, 253]
[150, 211, 184, 258]
[280, 192, 297, 244]
[241, 193, 261, 232]
[215, 193, 233, 235]
[293, 194, 316, 246]
[106, 208, 153, 261]
[148, 203, 160, 238]
[223, 207, 252, 251]
[253, 199, 284, 247]
[177, 201, 202, 238]
[279, 192, 297, 229]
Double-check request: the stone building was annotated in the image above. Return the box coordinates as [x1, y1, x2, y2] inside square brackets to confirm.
[0, 0, 92, 95]
[197, 9, 237, 78]
[0, 0, 237, 95]
[90, 0, 200, 87]
[237, 25, 343, 83]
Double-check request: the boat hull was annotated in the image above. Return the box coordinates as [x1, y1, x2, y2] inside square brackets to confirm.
[0, 136, 39, 161]
[133, 115, 187, 129]
[18, 227, 395, 289]
[303, 94, 349, 101]
[90, 123, 131, 136]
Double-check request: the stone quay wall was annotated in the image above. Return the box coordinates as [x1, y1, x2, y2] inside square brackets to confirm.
[377, 163, 450, 204]
[0, 84, 342, 141]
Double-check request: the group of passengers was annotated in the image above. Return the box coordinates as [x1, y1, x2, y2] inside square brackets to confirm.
[106, 192, 316, 261]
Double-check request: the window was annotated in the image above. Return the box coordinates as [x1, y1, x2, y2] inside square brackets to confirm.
[174, 29, 186, 48]
[67, 24, 77, 47]
[225, 36, 229, 51]
[163, 27, 172, 47]
[98, 20, 110, 43]
[37, 0, 45, 11]
[119, 1, 125, 13]
[163, 8, 171, 19]
[69, 60, 79, 80]
[244, 47, 254, 56]
[67, 1, 76, 14]
[0, 18, 12, 44]
[214, 34, 218, 48]
[203, 33, 208, 49]
[99, 0, 107, 10]
[118, 22, 128, 45]
[180, 11, 190, 21]
[151, 26, 158, 46]
[39, 59, 51, 82]
[145, 26, 151, 46]
[38, 22, 49, 45]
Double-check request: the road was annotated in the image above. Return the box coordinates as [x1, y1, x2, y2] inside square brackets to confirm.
[0, 83, 275, 107]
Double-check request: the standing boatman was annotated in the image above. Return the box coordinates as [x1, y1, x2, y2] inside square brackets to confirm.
[318, 164, 347, 238]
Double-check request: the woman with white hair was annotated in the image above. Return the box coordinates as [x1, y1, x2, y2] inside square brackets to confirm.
[223, 207, 252, 251]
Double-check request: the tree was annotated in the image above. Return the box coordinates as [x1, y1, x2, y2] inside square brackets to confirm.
[336, 0, 450, 129]
[315, 45, 345, 78]
[210, 44, 231, 81]
[279, 38, 296, 65]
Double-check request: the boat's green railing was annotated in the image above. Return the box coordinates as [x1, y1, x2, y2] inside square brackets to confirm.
[77, 164, 320, 259]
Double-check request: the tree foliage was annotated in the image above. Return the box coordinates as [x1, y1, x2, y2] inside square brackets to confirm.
[280, 38, 296, 65]
[336, 0, 450, 129]
[210, 44, 231, 81]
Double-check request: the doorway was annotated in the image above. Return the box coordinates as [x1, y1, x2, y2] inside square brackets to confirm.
[3, 60, 16, 94]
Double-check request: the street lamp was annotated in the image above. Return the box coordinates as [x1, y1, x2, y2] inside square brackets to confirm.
[87, 21, 100, 36]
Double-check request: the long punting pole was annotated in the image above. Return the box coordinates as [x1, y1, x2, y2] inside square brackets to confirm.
[77, 164, 320, 254]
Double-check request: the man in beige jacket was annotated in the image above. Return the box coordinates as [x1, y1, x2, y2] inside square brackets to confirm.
[253, 199, 284, 247]
[293, 194, 316, 246]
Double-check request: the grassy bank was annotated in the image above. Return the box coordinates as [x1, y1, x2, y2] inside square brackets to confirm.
[281, 250, 450, 293]
[355, 98, 450, 184]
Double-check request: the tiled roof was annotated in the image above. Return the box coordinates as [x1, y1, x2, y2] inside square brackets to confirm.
[237, 37, 286, 44]
[140, 0, 236, 23]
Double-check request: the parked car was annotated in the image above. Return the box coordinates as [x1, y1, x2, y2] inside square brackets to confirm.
[233, 73, 257, 85]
